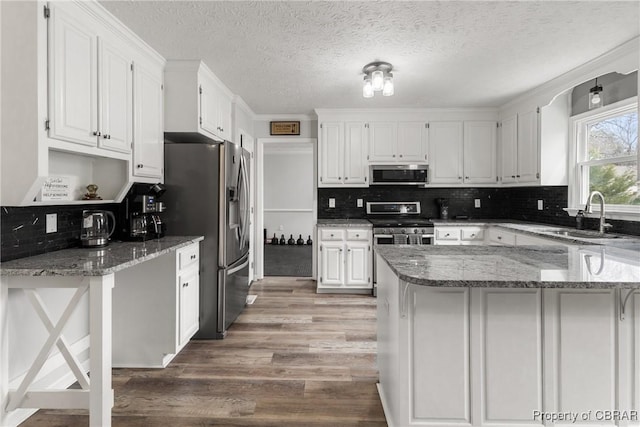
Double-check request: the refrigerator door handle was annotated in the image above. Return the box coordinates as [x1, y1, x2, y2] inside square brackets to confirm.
[239, 154, 250, 250]
[228, 256, 250, 275]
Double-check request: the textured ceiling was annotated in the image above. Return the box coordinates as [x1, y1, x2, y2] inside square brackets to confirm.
[100, 1, 640, 115]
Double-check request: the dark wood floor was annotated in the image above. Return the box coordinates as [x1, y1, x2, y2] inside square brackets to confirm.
[21, 278, 387, 426]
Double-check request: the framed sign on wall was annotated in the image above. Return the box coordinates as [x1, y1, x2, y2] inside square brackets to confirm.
[270, 121, 301, 135]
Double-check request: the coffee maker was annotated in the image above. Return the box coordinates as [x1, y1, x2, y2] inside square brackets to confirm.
[121, 184, 167, 240]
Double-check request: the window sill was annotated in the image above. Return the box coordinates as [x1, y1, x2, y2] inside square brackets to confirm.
[564, 207, 640, 222]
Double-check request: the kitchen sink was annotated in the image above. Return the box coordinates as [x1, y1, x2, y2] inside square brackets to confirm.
[547, 230, 623, 239]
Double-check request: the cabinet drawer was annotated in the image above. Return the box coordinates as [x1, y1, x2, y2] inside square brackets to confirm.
[490, 230, 516, 245]
[460, 227, 484, 241]
[346, 229, 369, 241]
[178, 244, 200, 270]
[435, 228, 460, 241]
[320, 229, 345, 241]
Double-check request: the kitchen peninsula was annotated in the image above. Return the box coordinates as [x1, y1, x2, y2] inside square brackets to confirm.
[375, 244, 640, 427]
[0, 236, 203, 427]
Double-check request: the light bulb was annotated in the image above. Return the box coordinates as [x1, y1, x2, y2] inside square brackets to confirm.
[382, 74, 394, 96]
[363, 76, 374, 98]
[591, 93, 601, 104]
[372, 70, 384, 91]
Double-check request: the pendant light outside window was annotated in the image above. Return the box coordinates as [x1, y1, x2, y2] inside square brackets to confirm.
[589, 78, 603, 110]
[362, 61, 394, 98]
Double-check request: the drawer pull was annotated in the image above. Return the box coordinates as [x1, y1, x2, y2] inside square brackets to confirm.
[497, 236, 502, 240]
[356, 234, 360, 237]
[445, 233, 450, 237]
[190, 254, 196, 259]
[183, 282, 189, 287]
[470, 233, 475, 237]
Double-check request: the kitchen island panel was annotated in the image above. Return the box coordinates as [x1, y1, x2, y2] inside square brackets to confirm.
[411, 286, 470, 423]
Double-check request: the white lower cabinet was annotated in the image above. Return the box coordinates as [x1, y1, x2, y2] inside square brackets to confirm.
[317, 227, 372, 292]
[434, 225, 485, 245]
[377, 262, 637, 427]
[112, 242, 200, 367]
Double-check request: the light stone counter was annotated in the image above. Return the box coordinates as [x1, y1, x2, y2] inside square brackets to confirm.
[0, 236, 204, 276]
[317, 219, 372, 228]
[375, 244, 640, 289]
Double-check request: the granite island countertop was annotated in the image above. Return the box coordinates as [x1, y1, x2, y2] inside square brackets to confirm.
[317, 219, 372, 228]
[375, 244, 640, 289]
[0, 236, 204, 277]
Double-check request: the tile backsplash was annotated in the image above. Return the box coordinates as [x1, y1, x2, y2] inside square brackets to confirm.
[318, 185, 640, 236]
[1, 204, 119, 262]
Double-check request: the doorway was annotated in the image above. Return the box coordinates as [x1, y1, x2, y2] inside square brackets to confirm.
[255, 138, 317, 279]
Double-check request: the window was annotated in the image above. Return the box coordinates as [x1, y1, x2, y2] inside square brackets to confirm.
[570, 97, 639, 219]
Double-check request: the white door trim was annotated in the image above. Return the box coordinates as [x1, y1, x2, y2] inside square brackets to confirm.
[255, 137, 317, 279]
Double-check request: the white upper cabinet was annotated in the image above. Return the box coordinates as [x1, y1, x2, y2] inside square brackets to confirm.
[98, 38, 133, 153]
[344, 122, 368, 184]
[369, 121, 427, 163]
[318, 120, 368, 187]
[397, 121, 428, 162]
[319, 121, 344, 185]
[463, 121, 497, 184]
[49, 3, 134, 153]
[164, 60, 233, 142]
[428, 121, 464, 184]
[2, 1, 165, 205]
[369, 121, 398, 162]
[517, 108, 539, 183]
[133, 62, 164, 179]
[500, 115, 518, 183]
[48, 3, 98, 146]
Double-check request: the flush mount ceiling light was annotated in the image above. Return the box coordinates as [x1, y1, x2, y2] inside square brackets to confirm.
[589, 78, 604, 109]
[362, 61, 394, 98]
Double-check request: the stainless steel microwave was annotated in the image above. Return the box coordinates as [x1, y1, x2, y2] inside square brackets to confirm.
[369, 165, 428, 185]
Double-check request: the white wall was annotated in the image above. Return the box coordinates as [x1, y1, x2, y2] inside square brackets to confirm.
[263, 143, 314, 241]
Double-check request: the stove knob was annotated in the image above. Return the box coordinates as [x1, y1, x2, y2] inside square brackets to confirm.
[414, 229, 418, 234]
[400, 229, 406, 234]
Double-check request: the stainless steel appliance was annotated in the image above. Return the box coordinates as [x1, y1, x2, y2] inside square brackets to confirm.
[369, 164, 428, 186]
[163, 140, 251, 339]
[122, 193, 166, 240]
[367, 202, 434, 294]
[80, 210, 116, 247]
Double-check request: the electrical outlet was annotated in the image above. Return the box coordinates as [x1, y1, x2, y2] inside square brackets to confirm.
[357, 198, 363, 208]
[46, 213, 57, 233]
[474, 199, 481, 208]
[329, 198, 335, 208]
[537, 200, 544, 210]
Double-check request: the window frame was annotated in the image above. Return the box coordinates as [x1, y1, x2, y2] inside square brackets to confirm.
[567, 96, 639, 221]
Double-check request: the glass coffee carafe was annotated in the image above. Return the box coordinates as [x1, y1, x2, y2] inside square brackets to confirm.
[80, 210, 116, 248]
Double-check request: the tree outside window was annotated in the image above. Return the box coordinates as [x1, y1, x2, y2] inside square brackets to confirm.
[580, 107, 638, 207]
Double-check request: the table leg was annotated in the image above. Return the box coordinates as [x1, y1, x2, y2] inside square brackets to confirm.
[89, 275, 114, 427]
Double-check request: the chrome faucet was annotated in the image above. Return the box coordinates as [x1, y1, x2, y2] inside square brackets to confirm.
[585, 191, 612, 234]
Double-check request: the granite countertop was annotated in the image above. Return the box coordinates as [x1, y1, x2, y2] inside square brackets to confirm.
[317, 219, 373, 228]
[375, 244, 640, 289]
[0, 236, 204, 277]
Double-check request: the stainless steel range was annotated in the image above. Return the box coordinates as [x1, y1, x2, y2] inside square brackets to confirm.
[367, 202, 434, 295]
[367, 202, 434, 245]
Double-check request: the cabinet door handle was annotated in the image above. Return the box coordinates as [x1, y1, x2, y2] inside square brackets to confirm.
[512, 175, 516, 178]
[338, 177, 342, 180]
[191, 254, 196, 259]
[345, 177, 348, 180]
[465, 176, 469, 179]
[470, 234, 475, 237]
[497, 236, 502, 240]
[93, 131, 101, 136]
[399, 154, 403, 158]
[516, 175, 521, 178]
[183, 282, 189, 287]
[445, 233, 450, 237]
[458, 176, 462, 180]
[137, 164, 144, 168]
[392, 154, 396, 158]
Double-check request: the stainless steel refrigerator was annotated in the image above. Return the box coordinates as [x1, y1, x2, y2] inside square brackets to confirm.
[163, 139, 251, 339]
